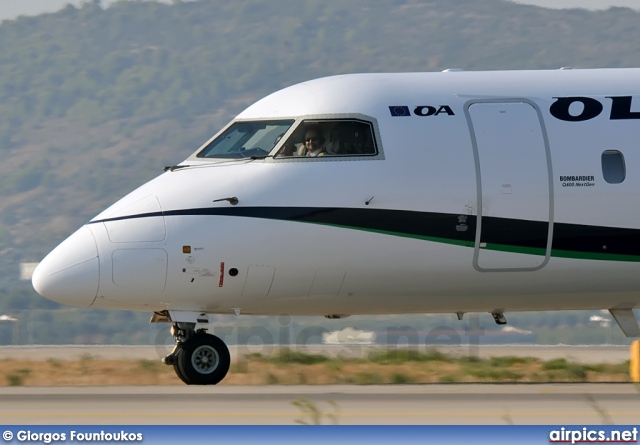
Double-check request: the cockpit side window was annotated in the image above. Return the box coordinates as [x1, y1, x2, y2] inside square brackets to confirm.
[275, 119, 378, 158]
[197, 120, 295, 159]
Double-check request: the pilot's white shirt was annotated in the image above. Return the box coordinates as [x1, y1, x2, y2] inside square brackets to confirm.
[306, 148, 325, 157]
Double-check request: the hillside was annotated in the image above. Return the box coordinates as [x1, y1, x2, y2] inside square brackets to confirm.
[0, 0, 639, 343]
[3, 0, 640, 264]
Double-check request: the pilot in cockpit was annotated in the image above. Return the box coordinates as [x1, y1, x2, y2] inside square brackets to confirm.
[302, 126, 326, 157]
[274, 133, 297, 157]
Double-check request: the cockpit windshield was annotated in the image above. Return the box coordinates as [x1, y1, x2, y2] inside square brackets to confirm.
[197, 120, 295, 159]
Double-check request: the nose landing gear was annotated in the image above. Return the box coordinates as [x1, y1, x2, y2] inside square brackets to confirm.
[163, 322, 230, 385]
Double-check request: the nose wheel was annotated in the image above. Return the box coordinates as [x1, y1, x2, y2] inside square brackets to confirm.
[164, 325, 230, 385]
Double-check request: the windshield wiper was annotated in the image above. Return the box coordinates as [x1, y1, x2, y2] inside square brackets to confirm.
[164, 155, 272, 171]
[163, 165, 191, 172]
[248, 155, 272, 160]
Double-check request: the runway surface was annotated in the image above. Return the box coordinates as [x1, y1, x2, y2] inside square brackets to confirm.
[1, 346, 636, 425]
[1, 384, 639, 424]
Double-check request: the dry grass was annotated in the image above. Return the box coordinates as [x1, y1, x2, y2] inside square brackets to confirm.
[0, 349, 632, 386]
[1, 357, 179, 386]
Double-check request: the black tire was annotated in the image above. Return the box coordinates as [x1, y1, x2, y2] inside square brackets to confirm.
[177, 333, 230, 385]
[171, 346, 192, 384]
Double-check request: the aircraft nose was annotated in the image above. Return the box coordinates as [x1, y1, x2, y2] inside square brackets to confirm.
[32, 226, 99, 307]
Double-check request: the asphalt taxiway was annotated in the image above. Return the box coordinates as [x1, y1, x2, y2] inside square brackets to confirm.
[1, 384, 638, 424]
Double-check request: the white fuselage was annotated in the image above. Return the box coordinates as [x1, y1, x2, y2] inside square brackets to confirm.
[33, 69, 640, 319]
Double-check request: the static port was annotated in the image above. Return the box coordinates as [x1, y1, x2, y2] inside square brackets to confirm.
[229, 268, 238, 277]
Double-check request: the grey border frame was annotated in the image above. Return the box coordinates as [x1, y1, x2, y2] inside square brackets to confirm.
[268, 113, 385, 163]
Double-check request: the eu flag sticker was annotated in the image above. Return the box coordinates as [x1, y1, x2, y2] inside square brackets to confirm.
[389, 106, 410, 117]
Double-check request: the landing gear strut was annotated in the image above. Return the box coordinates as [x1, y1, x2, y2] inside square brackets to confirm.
[163, 322, 230, 385]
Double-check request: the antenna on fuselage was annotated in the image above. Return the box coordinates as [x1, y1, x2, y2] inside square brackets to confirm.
[213, 197, 239, 206]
